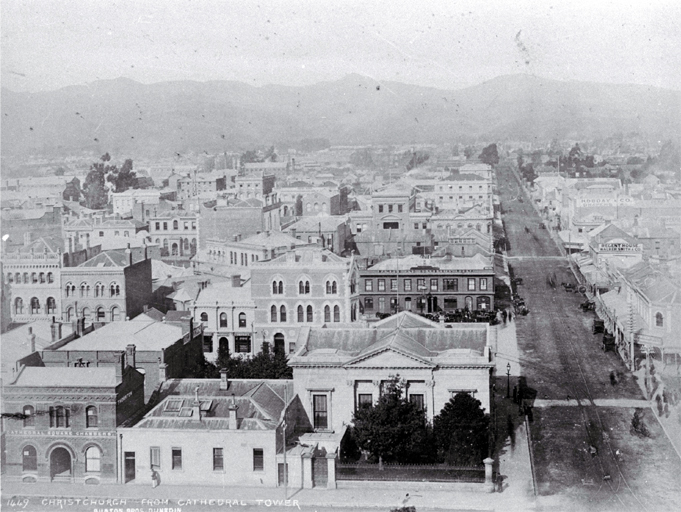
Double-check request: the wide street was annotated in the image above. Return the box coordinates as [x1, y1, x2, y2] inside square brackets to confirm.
[496, 165, 681, 511]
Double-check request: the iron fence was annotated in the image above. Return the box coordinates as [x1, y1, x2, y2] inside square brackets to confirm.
[336, 462, 486, 483]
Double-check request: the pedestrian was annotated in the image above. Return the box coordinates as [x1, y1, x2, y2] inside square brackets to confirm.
[512, 384, 518, 404]
[656, 395, 663, 416]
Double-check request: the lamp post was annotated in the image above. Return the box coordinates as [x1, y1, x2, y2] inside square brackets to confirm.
[506, 363, 511, 398]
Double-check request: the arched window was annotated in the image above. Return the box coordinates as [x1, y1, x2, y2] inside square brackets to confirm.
[238, 313, 247, 328]
[171, 243, 178, 256]
[94, 282, 103, 297]
[14, 272, 20, 283]
[334, 305, 340, 322]
[280, 305, 287, 322]
[66, 307, 74, 322]
[326, 281, 332, 294]
[324, 305, 331, 323]
[23, 405, 35, 427]
[163, 239, 168, 249]
[271, 305, 277, 322]
[82, 307, 90, 321]
[219, 313, 227, 328]
[299, 281, 305, 294]
[96, 307, 106, 321]
[39, 272, 45, 283]
[31, 272, 37, 284]
[65, 282, 74, 297]
[47, 272, 54, 283]
[46, 297, 56, 314]
[30, 297, 40, 315]
[80, 282, 89, 297]
[49, 406, 69, 428]
[332, 281, 338, 294]
[173, 220, 179, 230]
[278, 281, 283, 294]
[14, 297, 24, 314]
[183, 238, 189, 251]
[297, 305, 304, 323]
[85, 446, 101, 472]
[23, 272, 28, 283]
[307, 305, 313, 322]
[272, 281, 278, 294]
[200, 312, 208, 322]
[110, 283, 120, 297]
[305, 281, 310, 294]
[86, 406, 98, 428]
[110, 306, 121, 322]
[22, 445, 37, 472]
[656, 312, 664, 327]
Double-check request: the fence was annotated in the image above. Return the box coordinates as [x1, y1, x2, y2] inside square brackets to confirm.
[336, 462, 486, 483]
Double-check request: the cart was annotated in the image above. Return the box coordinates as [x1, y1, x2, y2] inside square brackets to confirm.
[592, 319, 605, 334]
[602, 333, 616, 352]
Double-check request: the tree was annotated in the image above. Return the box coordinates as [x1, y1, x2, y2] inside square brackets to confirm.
[106, 158, 138, 193]
[351, 376, 433, 465]
[479, 143, 499, 166]
[62, 178, 81, 202]
[240, 150, 261, 165]
[213, 342, 292, 380]
[433, 393, 489, 466]
[263, 146, 278, 162]
[350, 148, 375, 168]
[406, 151, 430, 171]
[463, 146, 475, 160]
[82, 154, 110, 210]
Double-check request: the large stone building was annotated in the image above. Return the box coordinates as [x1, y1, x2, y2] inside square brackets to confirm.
[359, 253, 495, 315]
[250, 247, 361, 348]
[289, 312, 494, 433]
[2, 363, 144, 484]
[148, 210, 198, 260]
[60, 247, 153, 324]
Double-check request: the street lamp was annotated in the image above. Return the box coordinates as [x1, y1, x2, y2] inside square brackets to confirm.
[506, 363, 511, 398]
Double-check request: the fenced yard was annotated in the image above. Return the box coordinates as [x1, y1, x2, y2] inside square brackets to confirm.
[336, 462, 486, 483]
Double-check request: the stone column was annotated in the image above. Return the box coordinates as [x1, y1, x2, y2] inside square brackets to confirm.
[326, 452, 337, 489]
[483, 457, 495, 493]
[302, 453, 313, 489]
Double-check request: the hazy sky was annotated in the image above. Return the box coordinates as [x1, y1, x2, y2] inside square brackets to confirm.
[2, 0, 680, 92]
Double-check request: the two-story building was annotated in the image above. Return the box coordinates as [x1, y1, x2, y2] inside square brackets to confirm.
[2, 362, 144, 484]
[359, 253, 495, 315]
[148, 211, 198, 260]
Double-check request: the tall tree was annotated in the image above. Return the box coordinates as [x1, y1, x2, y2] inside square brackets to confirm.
[351, 376, 433, 465]
[106, 158, 138, 192]
[82, 154, 111, 210]
[433, 393, 489, 465]
[479, 143, 499, 166]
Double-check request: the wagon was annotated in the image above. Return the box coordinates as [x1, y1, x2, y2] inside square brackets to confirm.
[602, 333, 616, 352]
[580, 300, 595, 311]
[592, 319, 605, 334]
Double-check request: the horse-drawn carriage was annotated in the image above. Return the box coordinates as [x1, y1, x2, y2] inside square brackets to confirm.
[580, 300, 596, 312]
[592, 319, 605, 334]
[602, 333, 616, 352]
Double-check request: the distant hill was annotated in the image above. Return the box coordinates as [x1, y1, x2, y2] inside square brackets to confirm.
[2, 74, 679, 158]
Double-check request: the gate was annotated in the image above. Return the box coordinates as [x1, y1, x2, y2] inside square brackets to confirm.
[312, 456, 328, 487]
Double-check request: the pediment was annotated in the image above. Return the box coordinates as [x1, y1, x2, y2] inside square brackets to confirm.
[344, 348, 434, 368]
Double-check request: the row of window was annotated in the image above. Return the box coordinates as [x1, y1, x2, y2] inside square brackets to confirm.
[377, 204, 404, 214]
[149, 447, 264, 472]
[6, 272, 55, 285]
[438, 195, 486, 200]
[65, 282, 120, 298]
[22, 405, 98, 428]
[271, 280, 339, 295]
[269, 304, 341, 323]
[364, 277, 488, 292]
[363, 295, 490, 311]
[64, 305, 122, 322]
[98, 230, 131, 237]
[153, 220, 197, 231]
[438, 185, 486, 191]
[199, 312, 248, 328]
[13, 297, 57, 315]
[21, 445, 101, 473]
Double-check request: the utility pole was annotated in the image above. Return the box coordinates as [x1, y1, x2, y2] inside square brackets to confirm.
[282, 385, 288, 500]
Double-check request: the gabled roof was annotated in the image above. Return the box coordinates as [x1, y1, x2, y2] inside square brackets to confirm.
[343, 330, 437, 367]
[78, 249, 144, 268]
[373, 311, 441, 329]
[12, 366, 119, 388]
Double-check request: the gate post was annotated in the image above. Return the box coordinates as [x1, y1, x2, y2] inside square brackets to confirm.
[325, 452, 337, 489]
[483, 457, 495, 492]
[302, 453, 313, 489]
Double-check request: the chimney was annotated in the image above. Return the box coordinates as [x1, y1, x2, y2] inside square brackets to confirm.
[228, 394, 239, 430]
[291, 228, 296, 239]
[189, 317, 194, 337]
[193, 386, 202, 421]
[27, 327, 36, 353]
[231, 275, 241, 288]
[125, 243, 132, 266]
[50, 317, 62, 342]
[159, 362, 168, 382]
[126, 344, 136, 368]
[220, 368, 229, 390]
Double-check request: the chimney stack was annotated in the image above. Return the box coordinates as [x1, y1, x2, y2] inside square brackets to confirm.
[50, 317, 63, 342]
[220, 368, 229, 390]
[126, 344, 136, 368]
[27, 327, 36, 353]
[231, 275, 241, 288]
[125, 243, 132, 266]
[228, 394, 239, 430]
[291, 228, 296, 239]
[193, 386, 202, 421]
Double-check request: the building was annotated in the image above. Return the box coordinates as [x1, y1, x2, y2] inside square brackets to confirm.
[250, 247, 361, 348]
[118, 376, 313, 487]
[177, 171, 228, 202]
[283, 216, 353, 254]
[360, 253, 495, 315]
[243, 161, 289, 177]
[40, 313, 204, 402]
[276, 184, 348, 217]
[2, 363, 144, 484]
[193, 276, 257, 360]
[233, 172, 276, 201]
[111, 189, 161, 217]
[289, 312, 494, 434]
[148, 210, 198, 260]
[60, 247, 153, 324]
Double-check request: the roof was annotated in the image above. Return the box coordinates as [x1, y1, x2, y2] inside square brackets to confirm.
[367, 253, 492, 272]
[133, 378, 293, 430]
[373, 311, 442, 329]
[195, 280, 253, 306]
[239, 230, 305, 249]
[78, 248, 146, 268]
[16, 236, 64, 254]
[284, 216, 348, 232]
[256, 247, 349, 267]
[12, 366, 119, 388]
[56, 318, 186, 352]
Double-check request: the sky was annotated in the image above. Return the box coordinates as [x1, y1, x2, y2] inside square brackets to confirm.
[2, 0, 680, 92]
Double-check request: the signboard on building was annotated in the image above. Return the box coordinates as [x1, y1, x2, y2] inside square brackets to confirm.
[576, 196, 634, 207]
[597, 243, 642, 253]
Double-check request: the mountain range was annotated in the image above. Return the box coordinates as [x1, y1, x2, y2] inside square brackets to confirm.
[2, 74, 679, 158]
